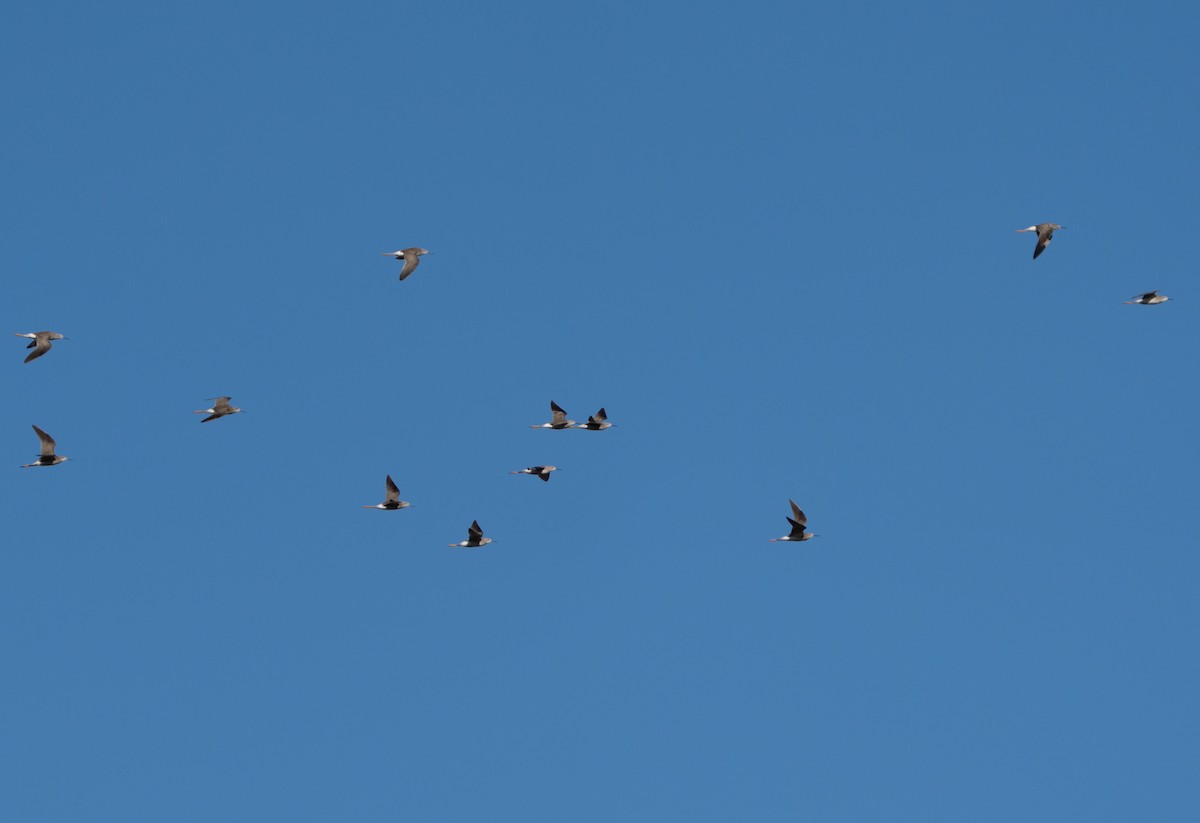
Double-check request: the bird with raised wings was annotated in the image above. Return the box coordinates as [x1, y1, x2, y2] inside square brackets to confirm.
[449, 520, 494, 548]
[21, 425, 68, 468]
[574, 407, 614, 431]
[531, 401, 574, 429]
[769, 500, 817, 542]
[363, 475, 411, 509]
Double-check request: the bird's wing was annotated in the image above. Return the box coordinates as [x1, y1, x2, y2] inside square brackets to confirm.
[550, 401, 567, 424]
[468, 520, 484, 540]
[1033, 227, 1054, 259]
[788, 500, 807, 527]
[201, 413, 222, 423]
[24, 339, 51, 363]
[590, 408, 608, 423]
[211, 398, 232, 413]
[385, 474, 400, 501]
[399, 250, 421, 280]
[786, 517, 806, 538]
[32, 425, 56, 455]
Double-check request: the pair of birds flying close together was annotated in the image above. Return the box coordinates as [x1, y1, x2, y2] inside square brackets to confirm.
[531, 401, 614, 431]
[360, 478, 492, 547]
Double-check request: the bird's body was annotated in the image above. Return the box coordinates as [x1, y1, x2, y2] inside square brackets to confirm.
[21, 425, 68, 468]
[531, 401, 574, 429]
[449, 520, 493, 548]
[511, 465, 558, 482]
[1125, 290, 1170, 305]
[194, 396, 243, 423]
[14, 331, 67, 363]
[1016, 223, 1064, 259]
[574, 408, 614, 430]
[381, 247, 430, 280]
[363, 474, 411, 509]
[769, 499, 817, 542]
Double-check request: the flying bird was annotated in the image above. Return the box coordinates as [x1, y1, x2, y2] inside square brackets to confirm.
[511, 465, 558, 482]
[194, 396, 244, 423]
[1015, 223, 1064, 259]
[448, 520, 494, 548]
[574, 407, 614, 430]
[769, 499, 817, 542]
[21, 425, 68, 468]
[531, 401, 575, 429]
[1125, 290, 1170, 305]
[362, 474, 411, 509]
[381, 247, 430, 280]
[14, 331, 67, 363]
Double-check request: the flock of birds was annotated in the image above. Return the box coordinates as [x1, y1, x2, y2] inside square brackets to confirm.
[15, 229, 1170, 544]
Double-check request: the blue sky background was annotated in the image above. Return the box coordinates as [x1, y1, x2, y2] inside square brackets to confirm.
[3, 1, 1198, 820]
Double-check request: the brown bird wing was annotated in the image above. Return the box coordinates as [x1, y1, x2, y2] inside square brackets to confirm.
[1033, 226, 1054, 259]
[399, 249, 421, 280]
[788, 500, 807, 527]
[385, 474, 401, 502]
[550, 401, 568, 424]
[32, 425, 56, 456]
[24, 337, 52, 363]
[786, 517, 807, 539]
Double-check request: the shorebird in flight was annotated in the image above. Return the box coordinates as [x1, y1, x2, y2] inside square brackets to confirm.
[531, 401, 574, 429]
[511, 465, 558, 482]
[194, 396, 244, 423]
[448, 520, 494, 548]
[21, 425, 68, 468]
[769, 500, 817, 542]
[1015, 223, 1064, 259]
[574, 407, 614, 430]
[14, 331, 67, 363]
[1125, 290, 1170, 305]
[381, 247, 430, 280]
[362, 474, 411, 509]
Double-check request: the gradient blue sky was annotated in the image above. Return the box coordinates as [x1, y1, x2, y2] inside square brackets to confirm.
[3, 2, 1198, 820]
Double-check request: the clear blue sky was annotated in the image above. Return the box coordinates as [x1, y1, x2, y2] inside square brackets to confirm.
[3, 2, 1197, 820]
